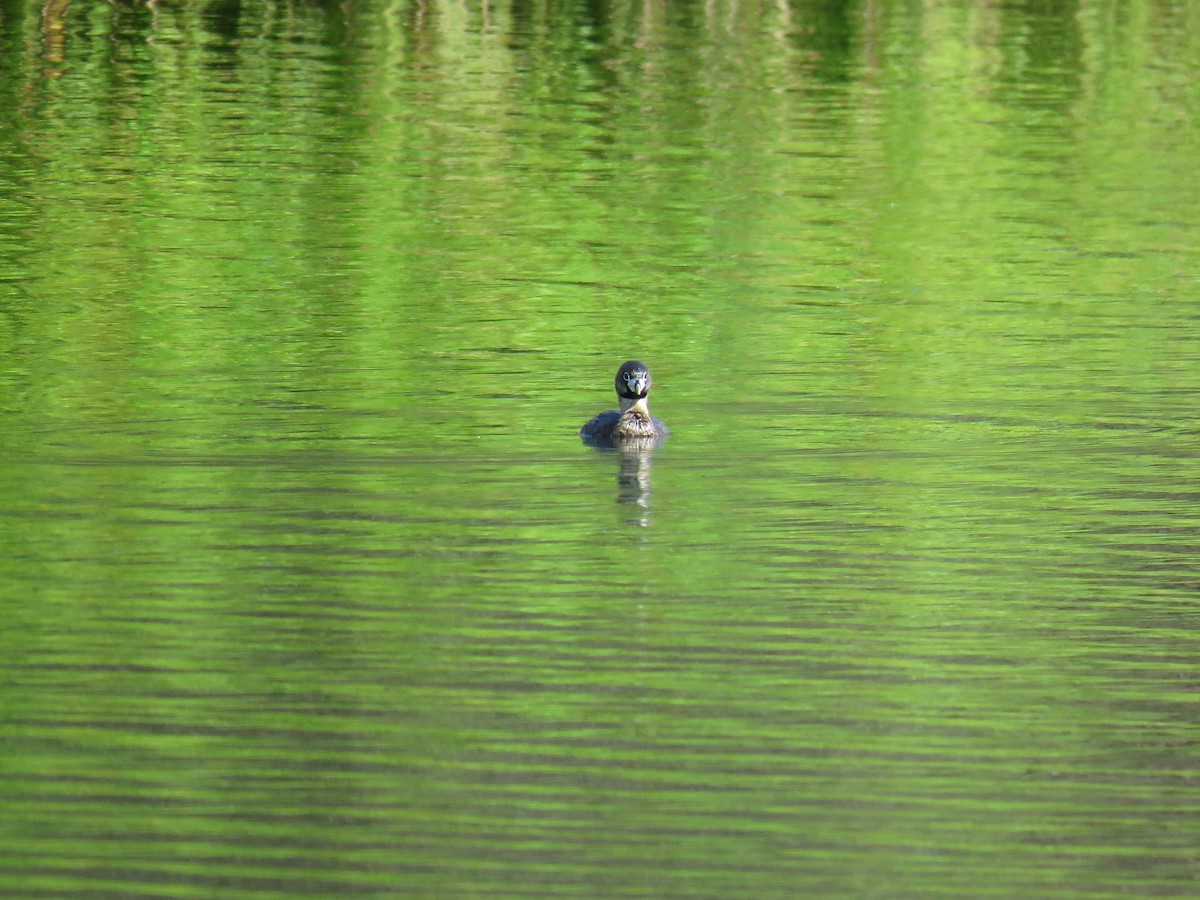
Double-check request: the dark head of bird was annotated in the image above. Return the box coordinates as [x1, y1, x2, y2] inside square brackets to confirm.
[615, 359, 651, 408]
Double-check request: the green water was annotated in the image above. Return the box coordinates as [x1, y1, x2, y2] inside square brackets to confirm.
[2, 0, 1198, 896]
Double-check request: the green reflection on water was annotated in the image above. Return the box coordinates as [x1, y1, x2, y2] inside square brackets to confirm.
[1, 0, 1199, 896]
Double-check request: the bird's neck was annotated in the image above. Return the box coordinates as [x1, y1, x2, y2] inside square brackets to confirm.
[620, 397, 650, 415]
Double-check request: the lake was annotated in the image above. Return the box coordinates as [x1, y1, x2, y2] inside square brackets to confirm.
[1, 0, 1198, 895]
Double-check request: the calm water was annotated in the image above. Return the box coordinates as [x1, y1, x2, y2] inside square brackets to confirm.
[1, 0, 1199, 896]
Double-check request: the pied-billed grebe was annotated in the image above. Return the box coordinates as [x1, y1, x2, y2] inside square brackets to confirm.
[580, 359, 669, 447]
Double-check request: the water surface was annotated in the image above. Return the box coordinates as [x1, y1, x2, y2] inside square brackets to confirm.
[1, 0, 1198, 896]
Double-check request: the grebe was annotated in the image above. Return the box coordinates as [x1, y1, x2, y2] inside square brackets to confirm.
[580, 360, 669, 447]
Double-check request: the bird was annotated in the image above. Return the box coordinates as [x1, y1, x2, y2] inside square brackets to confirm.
[580, 359, 669, 447]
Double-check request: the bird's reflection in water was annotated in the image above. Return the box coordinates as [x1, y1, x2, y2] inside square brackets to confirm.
[581, 434, 663, 525]
[617, 442, 655, 504]
[611, 436, 663, 526]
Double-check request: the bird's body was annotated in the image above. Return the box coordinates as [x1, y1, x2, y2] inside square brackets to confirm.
[580, 360, 669, 447]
